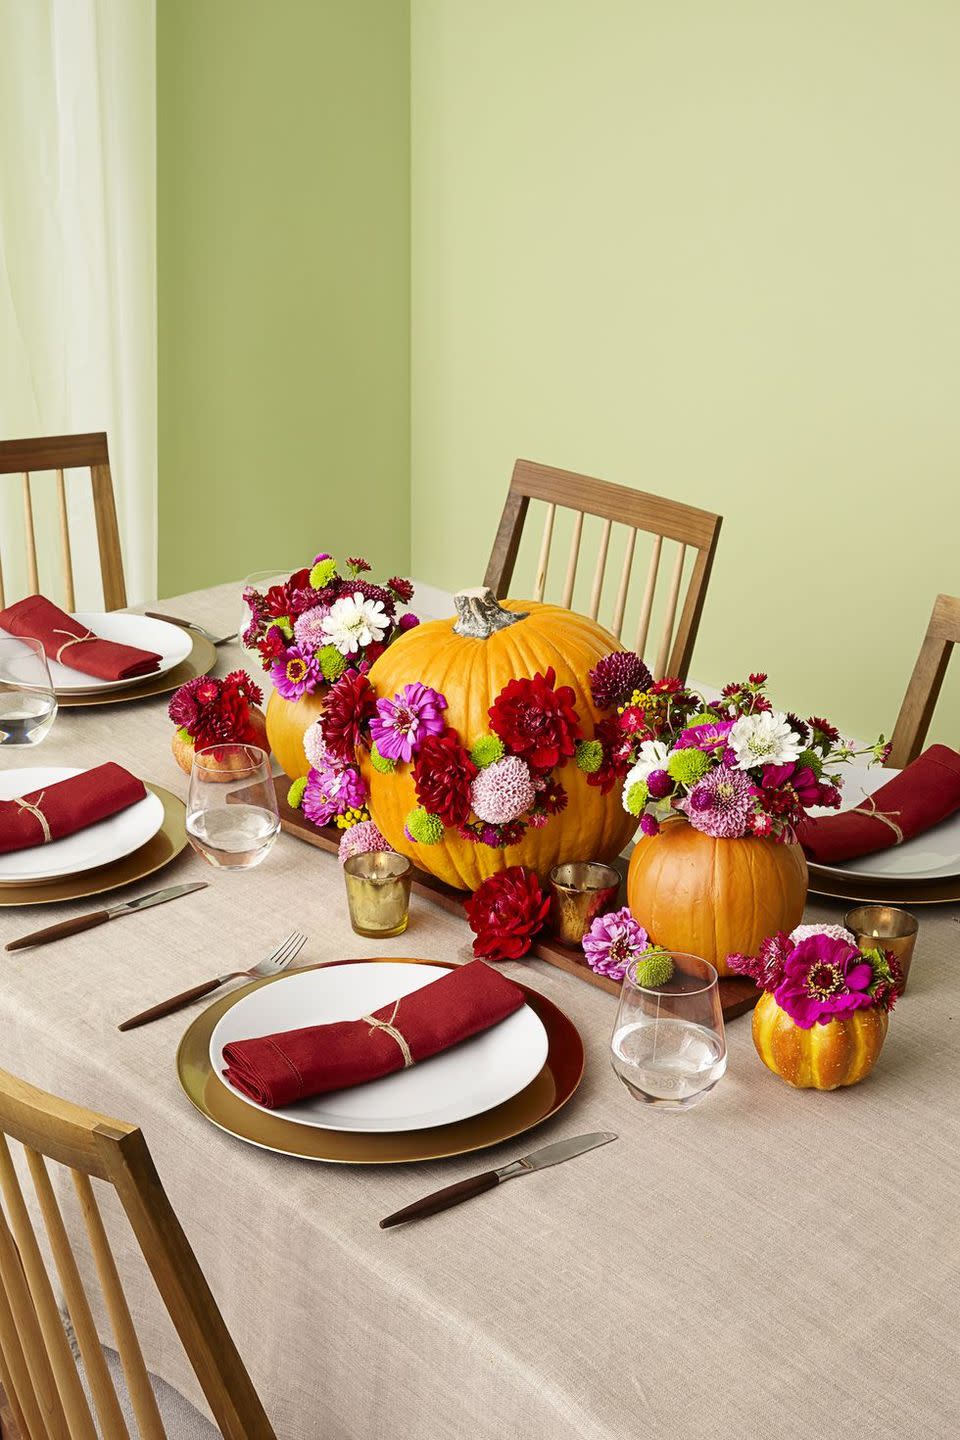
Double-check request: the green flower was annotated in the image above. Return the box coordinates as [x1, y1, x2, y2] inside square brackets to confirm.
[406, 806, 444, 845]
[317, 644, 347, 682]
[469, 734, 505, 768]
[625, 779, 649, 816]
[666, 748, 711, 784]
[864, 946, 896, 992]
[176, 726, 193, 745]
[686, 710, 719, 726]
[309, 558, 338, 589]
[575, 739, 603, 773]
[269, 616, 294, 641]
[634, 949, 675, 988]
[797, 748, 823, 778]
[287, 776, 308, 810]
[370, 743, 396, 774]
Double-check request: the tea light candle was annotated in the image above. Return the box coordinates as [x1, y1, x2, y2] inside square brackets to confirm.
[548, 861, 621, 947]
[843, 904, 919, 994]
[343, 851, 413, 938]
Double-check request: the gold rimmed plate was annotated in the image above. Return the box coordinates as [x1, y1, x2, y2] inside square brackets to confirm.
[807, 864, 960, 907]
[177, 959, 585, 1165]
[0, 785, 189, 906]
[55, 634, 216, 708]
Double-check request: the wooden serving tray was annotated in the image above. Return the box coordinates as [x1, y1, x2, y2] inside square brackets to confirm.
[264, 777, 759, 1022]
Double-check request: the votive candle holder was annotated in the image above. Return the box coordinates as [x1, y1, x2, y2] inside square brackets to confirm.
[844, 904, 919, 994]
[548, 861, 621, 947]
[344, 852, 413, 938]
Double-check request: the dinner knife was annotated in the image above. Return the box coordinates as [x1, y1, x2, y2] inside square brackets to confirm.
[4, 882, 208, 952]
[380, 1131, 617, 1229]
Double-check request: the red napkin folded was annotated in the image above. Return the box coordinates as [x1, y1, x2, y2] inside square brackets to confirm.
[0, 763, 148, 855]
[797, 745, 960, 865]
[221, 959, 527, 1108]
[0, 595, 161, 681]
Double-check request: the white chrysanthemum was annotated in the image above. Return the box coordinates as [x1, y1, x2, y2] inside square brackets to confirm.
[321, 591, 389, 655]
[729, 711, 802, 771]
[789, 923, 856, 946]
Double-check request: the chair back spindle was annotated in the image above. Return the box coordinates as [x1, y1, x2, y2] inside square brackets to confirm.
[887, 593, 960, 767]
[485, 460, 722, 679]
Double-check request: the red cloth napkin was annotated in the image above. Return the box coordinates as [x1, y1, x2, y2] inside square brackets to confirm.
[221, 959, 527, 1108]
[0, 595, 161, 681]
[797, 745, 960, 864]
[0, 764, 148, 855]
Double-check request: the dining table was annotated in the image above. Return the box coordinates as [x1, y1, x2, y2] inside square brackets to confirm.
[1, 578, 958, 1440]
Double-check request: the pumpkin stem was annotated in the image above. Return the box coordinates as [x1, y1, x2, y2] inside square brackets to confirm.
[452, 587, 528, 638]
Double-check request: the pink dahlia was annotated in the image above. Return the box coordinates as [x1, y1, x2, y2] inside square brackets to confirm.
[338, 820, 391, 865]
[293, 605, 331, 651]
[302, 760, 367, 827]
[470, 755, 536, 824]
[270, 645, 320, 700]
[682, 765, 753, 838]
[582, 907, 649, 981]
[773, 933, 875, 1028]
[369, 682, 447, 763]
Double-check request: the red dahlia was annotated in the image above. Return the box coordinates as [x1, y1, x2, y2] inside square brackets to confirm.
[388, 576, 415, 604]
[322, 669, 377, 762]
[413, 730, 477, 826]
[464, 866, 551, 961]
[488, 668, 581, 771]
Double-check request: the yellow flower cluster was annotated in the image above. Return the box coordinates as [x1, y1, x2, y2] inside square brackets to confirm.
[334, 807, 369, 830]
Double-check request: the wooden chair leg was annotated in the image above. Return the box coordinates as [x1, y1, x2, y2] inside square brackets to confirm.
[0, 1385, 25, 1440]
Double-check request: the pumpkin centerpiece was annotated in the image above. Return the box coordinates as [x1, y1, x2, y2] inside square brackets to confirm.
[728, 924, 901, 1089]
[168, 670, 268, 778]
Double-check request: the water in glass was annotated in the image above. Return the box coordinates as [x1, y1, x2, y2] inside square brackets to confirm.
[610, 952, 727, 1111]
[0, 637, 57, 746]
[186, 745, 280, 871]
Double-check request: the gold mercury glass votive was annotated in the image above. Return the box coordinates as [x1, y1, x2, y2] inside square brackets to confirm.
[548, 861, 621, 947]
[343, 852, 413, 938]
[844, 904, 919, 994]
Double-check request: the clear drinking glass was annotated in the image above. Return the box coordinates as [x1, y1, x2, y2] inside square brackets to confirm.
[611, 952, 726, 1111]
[239, 569, 297, 664]
[186, 745, 280, 870]
[0, 636, 57, 746]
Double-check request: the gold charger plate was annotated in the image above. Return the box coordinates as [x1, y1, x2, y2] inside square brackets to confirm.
[807, 864, 960, 907]
[56, 633, 216, 708]
[0, 785, 188, 907]
[177, 958, 585, 1165]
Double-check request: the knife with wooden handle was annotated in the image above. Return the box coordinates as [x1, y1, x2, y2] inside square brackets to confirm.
[380, 1131, 617, 1228]
[4, 883, 207, 952]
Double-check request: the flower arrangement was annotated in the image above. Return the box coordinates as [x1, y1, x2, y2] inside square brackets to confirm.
[585, 659, 890, 842]
[169, 670, 265, 749]
[727, 923, 902, 1027]
[241, 556, 417, 697]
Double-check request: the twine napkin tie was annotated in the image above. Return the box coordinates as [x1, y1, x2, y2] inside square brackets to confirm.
[15, 793, 51, 844]
[362, 1000, 413, 1068]
[849, 795, 904, 845]
[52, 627, 97, 663]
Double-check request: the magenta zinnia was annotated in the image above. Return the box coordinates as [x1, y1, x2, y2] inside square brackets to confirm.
[773, 933, 875, 1029]
[369, 682, 447, 763]
[270, 645, 320, 700]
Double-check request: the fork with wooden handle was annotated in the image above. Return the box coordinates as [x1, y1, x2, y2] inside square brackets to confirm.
[117, 930, 307, 1032]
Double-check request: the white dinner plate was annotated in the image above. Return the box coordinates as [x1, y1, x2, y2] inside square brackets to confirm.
[0, 767, 164, 883]
[806, 765, 960, 882]
[210, 961, 550, 1133]
[0, 612, 192, 695]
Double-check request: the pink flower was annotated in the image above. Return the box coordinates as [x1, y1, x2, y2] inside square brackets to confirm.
[338, 821, 391, 865]
[773, 933, 876, 1028]
[675, 720, 734, 752]
[369, 682, 447, 763]
[470, 755, 536, 824]
[302, 760, 367, 827]
[270, 645, 320, 700]
[582, 907, 649, 980]
[681, 765, 753, 838]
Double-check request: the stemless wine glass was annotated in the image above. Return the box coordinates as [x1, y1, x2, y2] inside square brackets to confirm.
[186, 745, 280, 870]
[0, 636, 57, 746]
[239, 569, 297, 663]
[610, 952, 726, 1111]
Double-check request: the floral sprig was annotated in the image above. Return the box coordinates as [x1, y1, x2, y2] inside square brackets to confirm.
[727, 923, 902, 1028]
[463, 866, 550, 960]
[241, 555, 417, 697]
[590, 656, 890, 842]
[168, 671, 263, 749]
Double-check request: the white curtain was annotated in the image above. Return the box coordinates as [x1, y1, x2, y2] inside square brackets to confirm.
[0, 0, 156, 606]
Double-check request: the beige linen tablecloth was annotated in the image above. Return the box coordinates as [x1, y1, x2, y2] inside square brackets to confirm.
[1, 582, 958, 1440]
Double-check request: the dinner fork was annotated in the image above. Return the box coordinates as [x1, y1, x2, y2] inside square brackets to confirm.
[117, 930, 307, 1032]
[142, 611, 238, 647]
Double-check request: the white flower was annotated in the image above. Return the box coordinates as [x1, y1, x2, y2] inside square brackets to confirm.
[302, 719, 329, 771]
[728, 711, 802, 771]
[789, 923, 856, 946]
[321, 592, 389, 656]
[620, 741, 670, 809]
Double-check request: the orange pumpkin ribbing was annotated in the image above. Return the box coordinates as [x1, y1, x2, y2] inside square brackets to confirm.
[752, 991, 888, 1089]
[265, 688, 326, 780]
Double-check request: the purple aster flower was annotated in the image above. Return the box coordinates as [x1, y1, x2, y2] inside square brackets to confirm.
[369, 682, 446, 762]
[681, 765, 753, 838]
[470, 756, 536, 824]
[302, 760, 367, 827]
[270, 645, 320, 700]
[338, 820, 391, 865]
[675, 720, 735, 752]
[773, 933, 876, 1029]
[582, 907, 650, 981]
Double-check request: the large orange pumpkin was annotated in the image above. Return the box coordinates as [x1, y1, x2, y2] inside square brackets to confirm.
[266, 688, 326, 780]
[627, 819, 808, 976]
[361, 588, 638, 891]
[752, 991, 888, 1089]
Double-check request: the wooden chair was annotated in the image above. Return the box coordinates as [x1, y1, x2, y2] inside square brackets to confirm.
[0, 433, 126, 611]
[887, 593, 960, 768]
[484, 459, 722, 679]
[0, 1067, 275, 1439]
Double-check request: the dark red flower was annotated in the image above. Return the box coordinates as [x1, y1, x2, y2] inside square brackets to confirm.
[168, 670, 263, 747]
[263, 584, 293, 619]
[807, 715, 840, 743]
[588, 651, 652, 710]
[347, 556, 371, 573]
[464, 866, 551, 961]
[413, 730, 477, 825]
[388, 576, 415, 604]
[538, 779, 568, 816]
[488, 668, 581, 771]
[257, 627, 286, 663]
[748, 672, 768, 686]
[587, 716, 632, 795]
[322, 669, 377, 762]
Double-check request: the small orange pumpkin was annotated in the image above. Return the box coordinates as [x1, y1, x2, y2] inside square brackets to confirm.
[266, 688, 326, 780]
[171, 705, 269, 778]
[752, 990, 888, 1089]
[362, 588, 638, 891]
[627, 819, 808, 976]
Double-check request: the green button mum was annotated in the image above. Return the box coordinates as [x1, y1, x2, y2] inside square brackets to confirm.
[370, 743, 396, 774]
[406, 806, 444, 845]
[309, 557, 338, 589]
[625, 779, 649, 816]
[287, 776, 308, 810]
[317, 644, 347, 682]
[666, 748, 711, 785]
[575, 739, 604, 773]
[634, 949, 675, 988]
[468, 734, 505, 768]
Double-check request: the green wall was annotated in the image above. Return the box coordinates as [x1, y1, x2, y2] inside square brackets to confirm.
[410, 0, 960, 743]
[158, 0, 410, 594]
